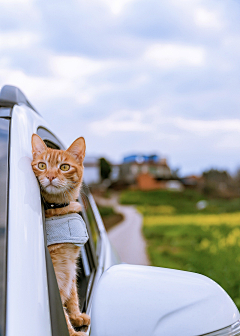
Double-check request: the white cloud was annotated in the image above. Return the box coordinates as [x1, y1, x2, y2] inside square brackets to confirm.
[50, 55, 111, 79]
[89, 110, 153, 135]
[215, 133, 240, 150]
[0, 67, 99, 107]
[0, 67, 72, 101]
[0, 0, 32, 3]
[144, 43, 206, 68]
[99, 0, 136, 15]
[0, 31, 39, 50]
[174, 118, 240, 134]
[0, 53, 116, 108]
[194, 7, 223, 29]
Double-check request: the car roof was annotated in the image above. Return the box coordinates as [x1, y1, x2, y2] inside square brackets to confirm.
[0, 85, 39, 114]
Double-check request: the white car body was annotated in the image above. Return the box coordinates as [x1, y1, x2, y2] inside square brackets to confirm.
[1, 85, 240, 336]
[91, 264, 239, 336]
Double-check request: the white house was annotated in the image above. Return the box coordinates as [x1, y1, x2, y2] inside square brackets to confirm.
[83, 157, 101, 185]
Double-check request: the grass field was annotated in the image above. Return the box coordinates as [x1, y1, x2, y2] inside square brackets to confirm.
[120, 189, 240, 310]
[97, 205, 123, 231]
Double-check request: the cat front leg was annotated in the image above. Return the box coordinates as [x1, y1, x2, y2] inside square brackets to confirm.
[58, 276, 88, 336]
[66, 277, 91, 328]
[63, 309, 87, 336]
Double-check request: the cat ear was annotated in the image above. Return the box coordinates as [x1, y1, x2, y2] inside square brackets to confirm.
[31, 134, 47, 159]
[66, 137, 86, 163]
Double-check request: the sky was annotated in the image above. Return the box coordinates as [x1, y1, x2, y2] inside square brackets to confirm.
[1, 0, 240, 176]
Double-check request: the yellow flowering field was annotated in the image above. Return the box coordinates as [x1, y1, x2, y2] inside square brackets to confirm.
[144, 212, 240, 226]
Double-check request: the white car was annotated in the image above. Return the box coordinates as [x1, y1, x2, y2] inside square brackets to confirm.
[0, 85, 239, 336]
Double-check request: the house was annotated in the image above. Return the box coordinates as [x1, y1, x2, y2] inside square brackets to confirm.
[119, 154, 172, 189]
[83, 157, 101, 185]
[84, 157, 120, 187]
[181, 175, 203, 189]
[136, 173, 184, 191]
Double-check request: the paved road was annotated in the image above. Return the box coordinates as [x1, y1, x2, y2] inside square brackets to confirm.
[95, 195, 149, 265]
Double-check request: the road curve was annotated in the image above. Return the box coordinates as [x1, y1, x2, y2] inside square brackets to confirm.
[95, 195, 149, 266]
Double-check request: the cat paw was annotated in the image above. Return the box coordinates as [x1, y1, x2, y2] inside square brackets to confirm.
[70, 202, 82, 213]
[70, 313, 91, 327]
[69, 331, 87, 336]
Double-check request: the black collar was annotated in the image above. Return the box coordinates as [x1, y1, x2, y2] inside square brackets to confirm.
[43, 201, 70, 210]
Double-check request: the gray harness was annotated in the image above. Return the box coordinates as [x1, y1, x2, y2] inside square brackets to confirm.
[45, 213, 89, 247]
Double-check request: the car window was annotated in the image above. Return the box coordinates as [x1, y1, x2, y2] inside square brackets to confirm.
[80, 188, 101, 258]
[37, 127, 97, 313]
[37, 127, 63, 149]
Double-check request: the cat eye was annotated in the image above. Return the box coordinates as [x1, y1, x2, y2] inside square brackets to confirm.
[60, 164, 70, 171]
[38, 162, 46, 170]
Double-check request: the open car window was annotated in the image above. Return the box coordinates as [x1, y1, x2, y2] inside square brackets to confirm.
[37, 127, 98, 321]
[37, 127, 63, 149]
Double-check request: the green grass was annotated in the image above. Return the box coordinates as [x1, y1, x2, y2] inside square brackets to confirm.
[97, 205, 124, 231]
[120, 189, 240, 214]
[97, 205, 115, 217]
[143, 223, 240, 309]
[120, 189, 240, 310]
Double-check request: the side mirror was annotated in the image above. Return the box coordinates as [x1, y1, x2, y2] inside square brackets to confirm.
[90, 264, 239, 336]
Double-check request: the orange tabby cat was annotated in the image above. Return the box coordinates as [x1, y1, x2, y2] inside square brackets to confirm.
[31, 134, 90, 336]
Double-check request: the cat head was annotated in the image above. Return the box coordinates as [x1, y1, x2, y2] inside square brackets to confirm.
[31, 134, 86, 200]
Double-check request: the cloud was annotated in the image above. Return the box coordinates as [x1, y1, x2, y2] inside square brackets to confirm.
[0, 0, 41, 31]
[144, 43, 206, 68]
[89, 110, 153, 135]
[50, 55, 113, 79]
[0, 0, 32, 3]
[194, 7, 223, 29]
[174, 118, 240, 134]
[0, 31, 40, 50]
[1, 0, 240, 175]
[99, 0, 137, 15]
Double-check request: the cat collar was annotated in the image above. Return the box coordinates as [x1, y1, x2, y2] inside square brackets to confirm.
[44, 201, 70, 210]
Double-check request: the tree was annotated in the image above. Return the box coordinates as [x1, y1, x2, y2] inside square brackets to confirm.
[202, 169, 231, 196]
[99, 157, 112, 180]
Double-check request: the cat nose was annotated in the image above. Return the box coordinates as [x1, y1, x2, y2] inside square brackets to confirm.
[47, 176, 56, 182]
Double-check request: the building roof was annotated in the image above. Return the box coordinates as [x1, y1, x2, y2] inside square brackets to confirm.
[123, 154, 159, 164]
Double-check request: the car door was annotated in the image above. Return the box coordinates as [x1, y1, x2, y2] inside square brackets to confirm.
[7, 104, 53, 336]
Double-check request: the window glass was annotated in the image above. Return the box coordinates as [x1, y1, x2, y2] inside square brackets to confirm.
[43, 140, 60, 150]
[81, 247, 90, 277]
[84, 198, 99, 251]
[37, 127, 64, 149]
[80, 186, 100, 257]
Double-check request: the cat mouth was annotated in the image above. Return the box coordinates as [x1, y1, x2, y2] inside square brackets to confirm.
[40, 178, 66, 193]
[45, 184, 61, 193]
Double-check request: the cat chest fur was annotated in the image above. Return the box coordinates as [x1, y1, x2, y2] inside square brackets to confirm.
[45, 213, 89, 247]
